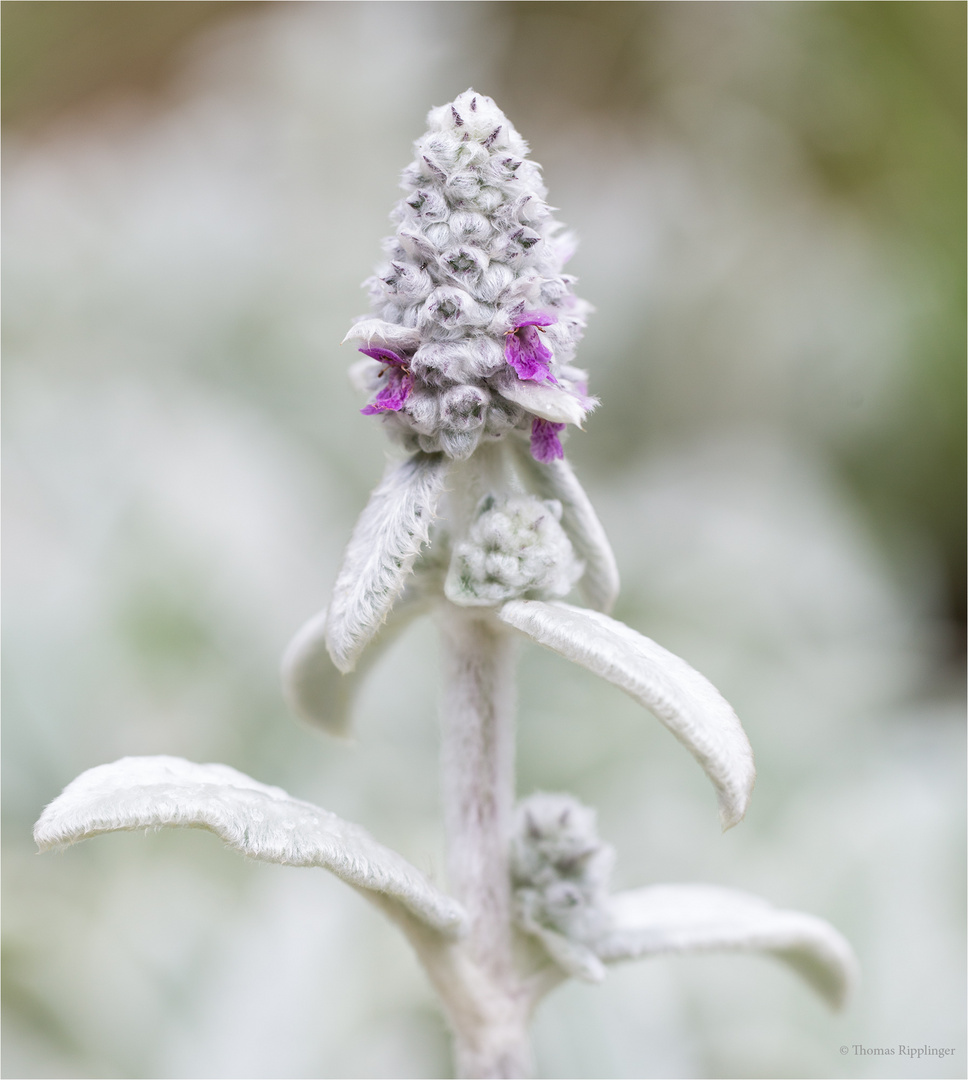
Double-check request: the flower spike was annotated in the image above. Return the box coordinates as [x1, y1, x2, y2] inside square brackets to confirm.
[345, 88, 593, 464]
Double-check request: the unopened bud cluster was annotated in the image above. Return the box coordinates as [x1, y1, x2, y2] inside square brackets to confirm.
[444, 494, 584, 607]
[510, 793, 614, 947]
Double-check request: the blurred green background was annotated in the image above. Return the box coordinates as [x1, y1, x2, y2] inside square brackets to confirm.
[3, 3, 964, 1078]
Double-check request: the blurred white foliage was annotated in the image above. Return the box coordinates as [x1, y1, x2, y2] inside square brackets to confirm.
[3, 3, 963, 1079]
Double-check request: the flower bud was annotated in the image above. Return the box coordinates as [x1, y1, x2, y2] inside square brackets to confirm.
[444, 494, 584, 607]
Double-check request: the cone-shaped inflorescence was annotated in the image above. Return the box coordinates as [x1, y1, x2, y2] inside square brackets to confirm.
[346, 89, 595, 464]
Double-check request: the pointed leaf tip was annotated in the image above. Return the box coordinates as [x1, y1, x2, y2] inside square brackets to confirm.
[498, 601, 755, 827]
[34, 756, 468, 938]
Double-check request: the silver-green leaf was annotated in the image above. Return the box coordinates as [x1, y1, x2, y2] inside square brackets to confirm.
[325, 452, 449, 673]
[596, 884, 857, 1008]
[498, 600, 755, 828]
[34, 756, 468, 938]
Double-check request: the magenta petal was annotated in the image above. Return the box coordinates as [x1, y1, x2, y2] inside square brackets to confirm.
[530, 419, 565, 463]
[516, 311, 558, 329]
[506, 325, 554, 381]
[506, 310, 558, 382]
[358, 346, 408, 368]
[520, 326, 553, 365]
[361, 369, 413, 415]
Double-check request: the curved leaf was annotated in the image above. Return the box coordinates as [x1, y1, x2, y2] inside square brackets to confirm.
[596, 885, 857, 1008]
[325, 452, 449, 673]
[34, 756, 468, 938]
[282, 586, 433, 738]
[498, 601, 755, 828]
[510, 443, 619, 612]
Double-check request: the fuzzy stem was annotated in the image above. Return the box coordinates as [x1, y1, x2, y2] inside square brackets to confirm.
[435, 604, 533, 1079]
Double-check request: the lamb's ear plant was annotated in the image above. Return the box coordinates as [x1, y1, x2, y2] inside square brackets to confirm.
[34, 90, 857, 1080]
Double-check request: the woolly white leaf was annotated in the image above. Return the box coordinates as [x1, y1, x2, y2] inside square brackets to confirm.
[342, 319, 422, 352]
[34, 756, 468, 937]
[282, 588, 432, 737]
[325, 452, 449, 673]
[498, 601, 755, 828]
[597, 885, 857, 1008]
[496, 376, 588, 426]
[510, 443, 619, 612]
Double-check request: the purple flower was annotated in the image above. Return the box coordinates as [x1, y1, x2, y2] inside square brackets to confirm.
[359, 347, 414, 415]
[531, 419, 565, 463]
[505, 312, 558, 382]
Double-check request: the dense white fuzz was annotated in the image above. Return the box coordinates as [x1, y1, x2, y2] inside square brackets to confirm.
[349, 88, 592, 460]
[434, 609, 536, 1079]
[325, 451, 449, 672]
[509, 443, 619, 613]
[445, 494, 583, 607]
[437, 611, 518, 964]
[34, 757, 468, 937]
[597, 885, 858, 1009]
[497, 601, 755, 829]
